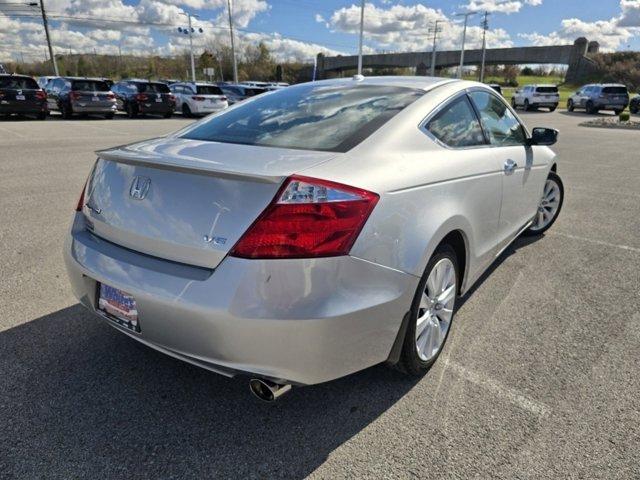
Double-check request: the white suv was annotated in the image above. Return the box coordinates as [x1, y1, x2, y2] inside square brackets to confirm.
[511, 84, 559, 112]
[170, 82, 228, 117]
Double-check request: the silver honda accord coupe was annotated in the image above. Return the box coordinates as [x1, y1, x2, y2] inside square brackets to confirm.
[65, 76, 563, 401]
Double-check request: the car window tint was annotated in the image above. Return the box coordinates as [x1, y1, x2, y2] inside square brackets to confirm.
[71, 80, 109, 92]
[425, 95, 486, 148]
[602, 86, 627, 94]
[197, 85, 223, 95]
[0, 77, 39, 89]
[469, 91, 527, 147]
[536, 86, 558, 93]
[137, 82, 170, 93]
[181, 83, 424, 152]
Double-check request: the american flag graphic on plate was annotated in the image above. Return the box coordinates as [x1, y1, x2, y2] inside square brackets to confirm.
[98, 284, 140, 332]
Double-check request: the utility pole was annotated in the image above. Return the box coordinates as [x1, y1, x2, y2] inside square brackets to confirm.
[357, 0, 365, 76]
[36, 0, 58, 75]
[227, 0, 238, 83]
[455, 11, 477, 79]
[428, 20, 443, 77]
[479, 11, 489, 82]
[180, 12, 198, 82]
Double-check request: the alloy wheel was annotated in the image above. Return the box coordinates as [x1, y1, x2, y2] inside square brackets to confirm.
[530, 178, 561, 232]
[415, 258, 456, 361]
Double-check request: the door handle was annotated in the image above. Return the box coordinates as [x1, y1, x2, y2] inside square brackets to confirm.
[504, 159, 518, 173]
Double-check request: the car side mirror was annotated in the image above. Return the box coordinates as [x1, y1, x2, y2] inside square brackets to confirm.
[528, 127, 558, 146]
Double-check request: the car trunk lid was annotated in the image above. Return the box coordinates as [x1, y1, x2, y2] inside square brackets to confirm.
[84, 137, 337, 269]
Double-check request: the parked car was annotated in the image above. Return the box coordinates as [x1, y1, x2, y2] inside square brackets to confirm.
[65, 77, 563, 401]
[567, 84, 629, 114]
[169, 82, 228, 117]
[111, 80, 175, 118]
[629, 95, 639, 114]
[45, 77, 117, 119]
[0, 63, 6, 74]
[0, 74, 47, 120]
[511, 84, 559, 111]
[219, 84, 266, 104]
[240, 81, 270, 88]
[487, 83, 502, 95]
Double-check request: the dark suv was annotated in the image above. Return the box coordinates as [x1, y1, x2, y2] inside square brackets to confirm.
[567, 84, 629, 114]
[112, 80, 175, 118]
[0, 74, 47, 120]
[45, 77, 117, 119]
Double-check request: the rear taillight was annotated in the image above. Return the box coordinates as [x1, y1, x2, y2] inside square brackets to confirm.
[230, 175, 379, 259]
[75, 180, 87, 212]
[220, 96, 227, 101]
[106, 93, 115, 100]
[169, 94, 175, 102]
[70, 91, 81, 100]
[36, 90, 46, 100]
[136, 93, 148, 102]
[192, 96, 205, 101]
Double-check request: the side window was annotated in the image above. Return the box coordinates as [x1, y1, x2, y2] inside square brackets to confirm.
[425, 95, 486, 148]
[468, 91, 527, 147]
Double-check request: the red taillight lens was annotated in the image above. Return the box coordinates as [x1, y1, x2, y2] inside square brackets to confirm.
[192, 96, 205, 101]
[230, 175, 379, 259]
[36, 90, 47, 100]
[136, 93, 148, 101]
[75, 180, 87, 212]
[220, 96, 227, 101]
[169, 94, 175, 102]
[106, 93, 115, 100]
[70, 91, 81, 100]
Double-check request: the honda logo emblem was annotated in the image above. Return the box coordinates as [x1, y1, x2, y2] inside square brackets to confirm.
[129, 176, 151, 200]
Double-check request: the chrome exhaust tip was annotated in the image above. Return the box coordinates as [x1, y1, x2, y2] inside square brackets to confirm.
[249, 378, 292, 402]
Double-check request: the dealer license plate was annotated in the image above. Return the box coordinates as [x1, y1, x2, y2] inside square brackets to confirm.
[98, 283, 140, 332]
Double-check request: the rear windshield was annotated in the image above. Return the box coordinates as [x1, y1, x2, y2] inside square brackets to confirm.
[221, 86, 242, 96]
[0, 76, 39, 89]
[196, 85, 223, 95]
[602, 86, 627, 94]
[181, 83, 423, 152]
[536, 86, 558, 93]
[246, 88, 265, 96]
[136, 82, 170, 93]
[71, 80, 109, 92]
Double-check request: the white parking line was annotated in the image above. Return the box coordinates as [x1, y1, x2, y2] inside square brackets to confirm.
[550, 231, 640, 254]
[0, 124, 28, 138]
[446, 360, 550, 417]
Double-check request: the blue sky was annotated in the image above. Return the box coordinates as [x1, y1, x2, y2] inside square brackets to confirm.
[1, 0, 639, 63]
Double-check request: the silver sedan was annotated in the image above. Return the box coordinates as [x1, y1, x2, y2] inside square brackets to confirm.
[65, 76, 563, 401]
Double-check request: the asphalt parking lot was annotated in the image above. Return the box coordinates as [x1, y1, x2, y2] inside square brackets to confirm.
[1, 110, 639, 479]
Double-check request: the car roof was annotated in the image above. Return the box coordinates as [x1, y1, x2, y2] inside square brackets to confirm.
[531, 84, 557, 87]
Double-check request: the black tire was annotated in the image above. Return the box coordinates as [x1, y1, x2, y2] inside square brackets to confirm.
[104, 112, 115, 119]
[37, 111, 47, 120]
[549, 106, 556, 112]
[524, 99, 530, 111]
[397, 244, 459, 376]
[630, 103, 638, 114]
[163, 111, 173, 118]
[613, 109, 623, 116]
[182, 103, 192, 118]
[511, 97, 517, 109]
[567, 99, 574, 112]
[586, 100, 596, 114]
[524, 171, 564, 236]
[126, 102, 138, 118]
[61, 103, 73, 119]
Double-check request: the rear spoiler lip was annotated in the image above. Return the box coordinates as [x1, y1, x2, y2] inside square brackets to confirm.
[97, 142, 287, 184]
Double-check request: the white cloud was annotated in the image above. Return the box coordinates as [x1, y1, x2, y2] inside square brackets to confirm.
[326, 3, 513, 52]
[618, 0, 640, 26]
[462, 0, 543, 14]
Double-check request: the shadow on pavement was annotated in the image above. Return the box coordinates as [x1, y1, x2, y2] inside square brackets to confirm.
[0, 304, 418, 478]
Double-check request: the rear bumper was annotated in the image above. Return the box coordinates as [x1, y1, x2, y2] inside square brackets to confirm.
[191, 103, 227, 115]
[0, 102, 46, 114]
[138, 102, 174, 115]
[531, 102, 558, 108]
[71, 102, 117, 114]
[64, 213, 416, 385]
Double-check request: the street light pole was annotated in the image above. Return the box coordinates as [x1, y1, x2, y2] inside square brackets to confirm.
[179, 12, 198, 82]
[357, 0, 365, 76]
[479, 11, 489, 82]
[36, 0, 58, 75]
[455, 11, 477, 79]
[428, 20, 442, 77]
[227, 0, 239, 83]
